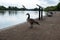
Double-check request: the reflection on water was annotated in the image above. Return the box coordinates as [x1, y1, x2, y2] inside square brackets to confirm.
[0, 11, 46, 29]
[9, 10, 17, 16]
[0, 10, 6, 15]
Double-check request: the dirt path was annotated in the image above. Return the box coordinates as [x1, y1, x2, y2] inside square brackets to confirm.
[0, 11, 60, 40]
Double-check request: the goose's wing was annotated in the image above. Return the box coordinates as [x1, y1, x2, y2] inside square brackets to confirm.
[27, 18, 35, 24]
[28, 18, 35, 22]
[29, 19, 40, 25]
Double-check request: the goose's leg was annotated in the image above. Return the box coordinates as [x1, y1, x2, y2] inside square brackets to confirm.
[30, 23, 33, 29]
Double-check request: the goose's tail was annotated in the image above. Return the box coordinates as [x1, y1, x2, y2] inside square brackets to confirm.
[34, 21, 40, 25]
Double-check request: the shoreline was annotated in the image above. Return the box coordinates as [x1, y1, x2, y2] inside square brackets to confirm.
[0, 22, 27, 31]
[0, 18, 39, 31]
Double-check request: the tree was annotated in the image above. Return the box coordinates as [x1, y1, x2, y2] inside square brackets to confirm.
[0, 6, 6, 10]
[44, 6, 57, 11]
[8, 6, 19, 10]
[33, 8, 39, 11]
[56, 2, 60, 11]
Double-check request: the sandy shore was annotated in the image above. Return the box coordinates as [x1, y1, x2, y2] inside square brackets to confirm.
[0, 11, 60, 40]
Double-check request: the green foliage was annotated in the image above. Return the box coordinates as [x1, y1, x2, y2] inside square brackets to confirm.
[44, 2, 60, 11]
[0, 6, 27, 10]
[8, 6, 19, 10]
[56, 2, 60, 11]
[0, 6, 6, 10]
[33, 8, 39, 11]
[44, 6, 56, 11]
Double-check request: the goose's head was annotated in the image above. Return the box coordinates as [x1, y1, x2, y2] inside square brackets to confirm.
[26, 13, 30, 15]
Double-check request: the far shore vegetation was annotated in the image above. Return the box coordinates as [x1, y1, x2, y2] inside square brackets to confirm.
[0, 5, 39, 11]
[44, 2, 60, 11]
[0, 2, 60, 11]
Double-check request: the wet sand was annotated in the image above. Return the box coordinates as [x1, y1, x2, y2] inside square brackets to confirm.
[0, 11, 60, 40]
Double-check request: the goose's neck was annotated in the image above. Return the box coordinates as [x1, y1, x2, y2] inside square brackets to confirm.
[27, 14, 30, 19]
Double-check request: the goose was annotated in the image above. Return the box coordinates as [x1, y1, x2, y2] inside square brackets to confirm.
[26, 13, 40, 28]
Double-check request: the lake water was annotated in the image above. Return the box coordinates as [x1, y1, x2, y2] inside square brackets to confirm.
[0, 10, 46, 29]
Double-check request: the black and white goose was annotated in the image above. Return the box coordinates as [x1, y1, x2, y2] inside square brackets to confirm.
[26, 13, 40, 28]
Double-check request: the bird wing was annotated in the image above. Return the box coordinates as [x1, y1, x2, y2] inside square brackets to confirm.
[29, 19, 40, 25]
[27, 18, 35, 23]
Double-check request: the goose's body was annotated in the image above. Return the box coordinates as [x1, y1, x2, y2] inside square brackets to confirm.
[26, 13, 40, 28]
